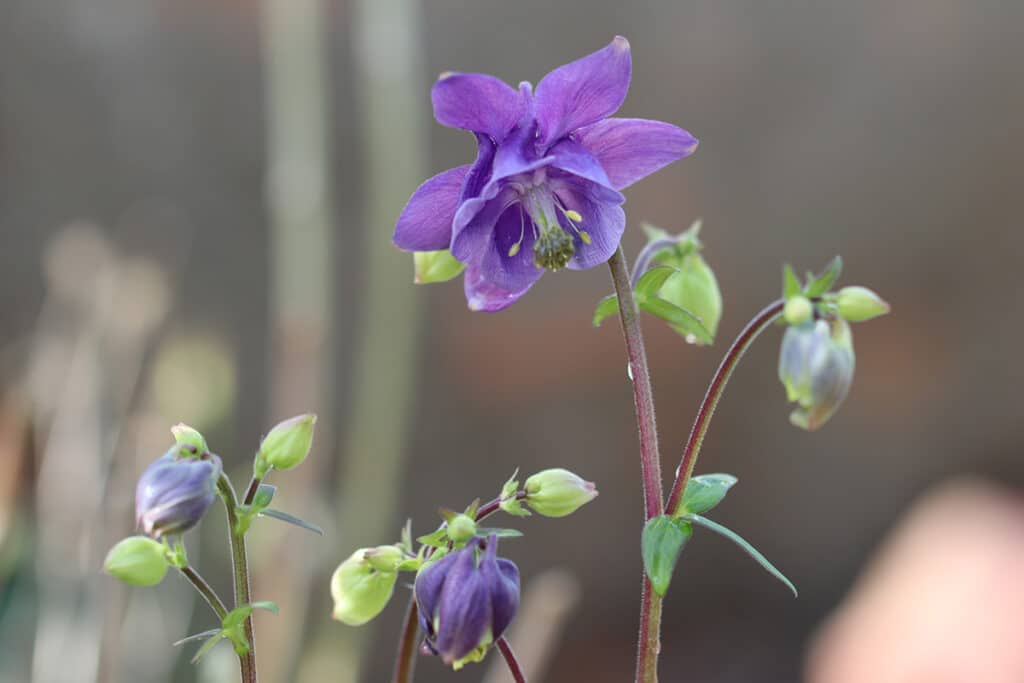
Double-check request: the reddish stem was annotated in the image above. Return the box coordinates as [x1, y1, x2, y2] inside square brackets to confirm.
[497, 637, 527, 683]
[664, 299, 784, 515]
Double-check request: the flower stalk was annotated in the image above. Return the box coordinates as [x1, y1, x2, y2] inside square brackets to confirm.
[607, 246, 665, 683]
[496, 637, 527, 683]
[217, 474, 258, 683]
[664, 300, 784, 515]
[179, 565, 229, 621]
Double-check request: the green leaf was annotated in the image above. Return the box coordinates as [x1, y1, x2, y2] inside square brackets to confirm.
[592, 294, 620, 327]
[416, 527, 448, 548]
[189, 632, 227, 664]
[474, 527, 523, 539]
[400, 519, 414, 554]
[804, 256, 843, 298]
[259, 508, 324, 535]
[641, 515, 693, 597]
[677, 473, 738, 516]
[500, 469, 520, 500]
[250, 600, 279, 614]
[252, 483, 276, 509]
[173, 629, 222, 648]
[634, 266, 678, 299]
[638, 297, 713, 345]
[782, 264, 802, 299]
[687, 514, 797, 597]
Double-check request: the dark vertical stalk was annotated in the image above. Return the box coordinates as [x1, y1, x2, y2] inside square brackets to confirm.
[217, 475, 257, 683]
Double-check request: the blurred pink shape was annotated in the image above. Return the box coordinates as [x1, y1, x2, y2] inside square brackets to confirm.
[807, 479, 1024, 683]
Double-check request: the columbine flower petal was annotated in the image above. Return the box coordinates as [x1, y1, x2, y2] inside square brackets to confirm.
[575, 117, 699, 190]
[534, 36, 632, 146]
[464, 263, 534, 312]
[548, 138, 614, 189]
[432, 72, 528, 139]
[548, 177, 627, 270]
[393, 165, 471, 251]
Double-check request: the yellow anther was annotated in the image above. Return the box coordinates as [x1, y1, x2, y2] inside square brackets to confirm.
[508, 242, 521, 257]
[564, 209, 583, 223]
[579, 230, 592, 245]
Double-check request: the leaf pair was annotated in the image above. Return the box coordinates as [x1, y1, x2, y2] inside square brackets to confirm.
[593, 266, 713, 345]
[783, 255, 842, 300]
[235, 483, 324, 536]
[641, 474, 797, 598]
[175, 601, 279, 663]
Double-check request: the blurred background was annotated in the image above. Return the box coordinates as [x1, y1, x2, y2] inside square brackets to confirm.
[2, 1, 1023, 682]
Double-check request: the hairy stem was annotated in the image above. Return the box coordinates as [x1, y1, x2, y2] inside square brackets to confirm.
[496, 637, 527, 683]
[179, 565, 228, 621]
[607, 246, 664, 683]
[665, 299, 784, 515]
[217, 474, 258, 683]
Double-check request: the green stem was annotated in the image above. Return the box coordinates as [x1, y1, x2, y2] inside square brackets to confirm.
[664, 299, 785, 515]
[607, 247, 665, 683]
[178, 565, 229, 621]
[218, 474, 258, 683]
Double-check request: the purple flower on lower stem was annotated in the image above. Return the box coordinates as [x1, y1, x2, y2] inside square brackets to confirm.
[135, 446, 222, 538]
[394, 36, 698, 311]
[414, 535, 520, 669]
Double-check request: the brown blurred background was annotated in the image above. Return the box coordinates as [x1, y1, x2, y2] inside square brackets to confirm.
[1, 1, 1023, 682]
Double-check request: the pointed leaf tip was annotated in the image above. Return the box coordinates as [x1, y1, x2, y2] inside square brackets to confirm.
[688, 514, 797, 597]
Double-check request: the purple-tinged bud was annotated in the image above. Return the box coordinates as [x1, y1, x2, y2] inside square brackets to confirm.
[135, 446, 222, 538]
[414, 535, 520, 669]
[778, 319, 855, 431]
[523, 468, 598, 517]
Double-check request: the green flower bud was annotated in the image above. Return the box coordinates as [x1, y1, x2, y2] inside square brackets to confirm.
[836, 286, 890, 322]
[414, 250, 465, 284]
[363, 545, 405, 572]
[258, 414, 316, 474]
[657, 251, 722, 343]
[331, 548, 398, 626]
[523, 468, 598, 518]
[783, 295, 813, 325]
[446, 514, 477, 544]
[103, 536, 169, 587]
[170, 423, 208, 455]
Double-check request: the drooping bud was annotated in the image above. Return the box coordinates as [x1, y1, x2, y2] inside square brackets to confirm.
[103, 536, 170, 586]
[778, 319, 855, 431]
[783, 295, 813, 325]
[331, 547, 400, 626]
[414, 535, 519, 669]
[446, 513, 477, 544]
[414, 250, 466, 284]
[836, 286, 890, 322]
[658, 250, 722, 342]
[170, 423, 208, 455]
[257, 414, 316, 474]
[135, 446, 222, 538]
[523, 468, 598, 518]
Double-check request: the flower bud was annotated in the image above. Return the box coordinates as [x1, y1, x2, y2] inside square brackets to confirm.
[135, 446, 222, 538]
[523, 468, 598, 517]
[414, 250, 465, 284]
[103, 536, 169, 586]
[836, 286, 890, 322]
[446, 513, 477, 544]
[657, 250, 722, 343]
[170, 423, 208, 455]
[778, 319, 855, 431]
[258, 414, 316, 473]
[331, 548, 399, 626]
[783, 295, 813, 325]
[415, 535, 519, 669]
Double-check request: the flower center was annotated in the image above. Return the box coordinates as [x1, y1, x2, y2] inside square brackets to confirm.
[506, 183, 592, 272]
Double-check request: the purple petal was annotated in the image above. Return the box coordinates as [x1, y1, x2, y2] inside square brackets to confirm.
[476, 204, 544, 292]
[451, 186, 519, 262]
[435, 550, 491, 663]
[550, 177, 626, 270]
[480, 538, 519, 641]
[534, 36, 632, 146]
[576, 117, 698, 190]
[461, 134, 497, 202]
[393, 165, 471, 251]
[414, 551, 460, 636]
[432, 72, 527, 139]
[463, 263, 534, 312]
[548, 138, 613, 189]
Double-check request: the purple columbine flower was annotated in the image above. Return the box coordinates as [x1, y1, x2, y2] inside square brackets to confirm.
[393, 36, 699, 311]
[135, 446, 222, 538]
[414, 535, 520, 669]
